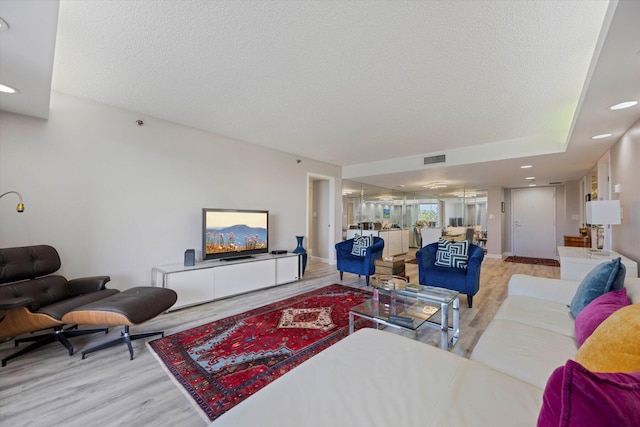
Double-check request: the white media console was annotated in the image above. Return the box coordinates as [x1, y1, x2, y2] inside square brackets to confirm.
[152, 253, 301, 311]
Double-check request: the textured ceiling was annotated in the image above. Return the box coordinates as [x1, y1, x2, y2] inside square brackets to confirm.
[2, 0, 639, 193]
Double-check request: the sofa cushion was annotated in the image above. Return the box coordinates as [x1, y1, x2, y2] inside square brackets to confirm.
[350, 234, 373, 256]
[537, 359, 640, 427]
[435, 238, 469, 269]
[569, 257, 625, 318]
[625, 277, 640, 304]
[214, 328, 543, 427]
[493, 296, 576, 338]
[574, 288, 630, 347]
[470, 318, 577, 389]
[575, 303, 640, 373]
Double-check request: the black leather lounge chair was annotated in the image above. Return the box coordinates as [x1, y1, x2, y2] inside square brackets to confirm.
[0, 245, 119, 366]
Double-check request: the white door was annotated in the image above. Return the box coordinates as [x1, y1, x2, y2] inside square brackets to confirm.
[512, 188, 556, 258]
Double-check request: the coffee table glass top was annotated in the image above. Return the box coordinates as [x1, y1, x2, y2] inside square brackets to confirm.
[350, 296, 439, 331]
[371, 275, 459, 305]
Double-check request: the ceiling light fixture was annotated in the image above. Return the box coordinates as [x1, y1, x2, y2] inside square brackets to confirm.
[609, 101, 638, 110]
[525, 176, 535, 180]
[453, 191, 477, 198]
[528, 184, 537, 187]
[520, 165, 533, 169]
[422, 182, 447, 189]
[591, 133, 612, 139]
[0, 84, 19, 94]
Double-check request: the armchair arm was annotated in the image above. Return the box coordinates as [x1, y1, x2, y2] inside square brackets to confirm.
[0, 296, 36, 310]
[466, 247, 484, 272]
[335, 240, 353, 256]
[464, 245, 484, 290]
[416, 244, 437, 270]
[364, 239, 384, 263]
[67, 276, 111, 295]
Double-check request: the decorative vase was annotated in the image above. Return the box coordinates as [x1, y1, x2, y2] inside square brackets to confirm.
[293, 235, 308, 276]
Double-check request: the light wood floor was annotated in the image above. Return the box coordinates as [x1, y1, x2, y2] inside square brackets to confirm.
[0, 253, 559, 427]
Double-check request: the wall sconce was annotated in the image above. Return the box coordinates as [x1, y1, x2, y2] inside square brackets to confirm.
[0, 191, 25, 212]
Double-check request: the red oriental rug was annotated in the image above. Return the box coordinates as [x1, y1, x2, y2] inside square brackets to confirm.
[504, 256, 560, 267]
[149, 284, 372, 422]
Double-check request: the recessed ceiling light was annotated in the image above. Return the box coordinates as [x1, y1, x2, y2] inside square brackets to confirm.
[528, 184, 537, 187]
[591, 133, 612, 139]
[609, 101, 638, 110]
[0, 83, 19, 94]
[520, 165, 533, 169]
[0, 17, 9, 31]
[525, 177, 535, 180]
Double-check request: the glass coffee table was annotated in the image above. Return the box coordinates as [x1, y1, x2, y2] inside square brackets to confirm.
[349, 278, 460, 350]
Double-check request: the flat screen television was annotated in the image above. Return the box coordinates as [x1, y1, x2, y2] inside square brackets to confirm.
[202, 208, 269, 261]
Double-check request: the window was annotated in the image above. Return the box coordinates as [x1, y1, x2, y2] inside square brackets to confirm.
[419, 203, 439, 227]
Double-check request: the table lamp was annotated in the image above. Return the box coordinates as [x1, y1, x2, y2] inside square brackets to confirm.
[585, 200, 621, 251]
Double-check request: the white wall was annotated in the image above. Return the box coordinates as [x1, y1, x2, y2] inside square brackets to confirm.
[563, 180, 582, 235]
[609, 118, 640, 269]
[0, 92, 341, 289]
[486, 186, 503, 258]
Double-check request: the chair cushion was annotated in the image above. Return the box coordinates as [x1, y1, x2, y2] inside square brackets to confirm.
[351, 234, 373, 256]
[0, 245, 61, 284]
[537, 359, 640, 427]
[62, 287, 177, 325]
[569, 257, 625, 318]
[435, 238, 469, 269]
[574, 288, 630, 347]
[574, 303, 640, 373]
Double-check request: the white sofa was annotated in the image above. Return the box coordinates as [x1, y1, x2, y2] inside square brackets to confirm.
[213, 275, 640, 426]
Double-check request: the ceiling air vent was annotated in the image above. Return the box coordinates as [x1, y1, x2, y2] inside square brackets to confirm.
[424, 154, 446, 165]
[549, 182, 563, 185]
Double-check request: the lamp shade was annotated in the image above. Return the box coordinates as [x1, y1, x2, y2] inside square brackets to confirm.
[586, 200, 621, 225]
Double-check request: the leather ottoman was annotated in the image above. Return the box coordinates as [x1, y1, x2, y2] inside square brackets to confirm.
[62, 287, 177, 360]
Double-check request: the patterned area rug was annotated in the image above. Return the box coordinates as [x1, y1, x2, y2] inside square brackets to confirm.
[149, 284, 372, 422]
[504, 256, 560, 267]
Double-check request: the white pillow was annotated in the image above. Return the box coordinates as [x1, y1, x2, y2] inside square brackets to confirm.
[435, 238, 469, 269]
[351, 234, 373, 256]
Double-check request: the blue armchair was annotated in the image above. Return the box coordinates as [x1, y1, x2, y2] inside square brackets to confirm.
[335, 237, 384, 286]
[416, 242, 484, 308]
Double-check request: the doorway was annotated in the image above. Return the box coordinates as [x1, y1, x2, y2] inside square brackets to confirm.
[511, 187, 556, 258]
[307, 174, 335, 264]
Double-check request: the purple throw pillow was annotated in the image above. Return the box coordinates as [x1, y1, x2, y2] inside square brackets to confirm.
[537, 359, 640, 427]
[574, 288, 630, 347]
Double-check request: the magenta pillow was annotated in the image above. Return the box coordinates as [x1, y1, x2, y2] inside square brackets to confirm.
[574, 288, 630, 347]
[537, 359, 640, 427]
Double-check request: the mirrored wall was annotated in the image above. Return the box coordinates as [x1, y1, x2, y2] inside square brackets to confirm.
[342, 180, 488, 249]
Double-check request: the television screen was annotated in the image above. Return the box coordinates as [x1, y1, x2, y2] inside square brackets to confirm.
[202, 209, 268, 260]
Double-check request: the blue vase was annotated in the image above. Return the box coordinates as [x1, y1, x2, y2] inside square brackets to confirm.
[293, 235, 308, 276]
